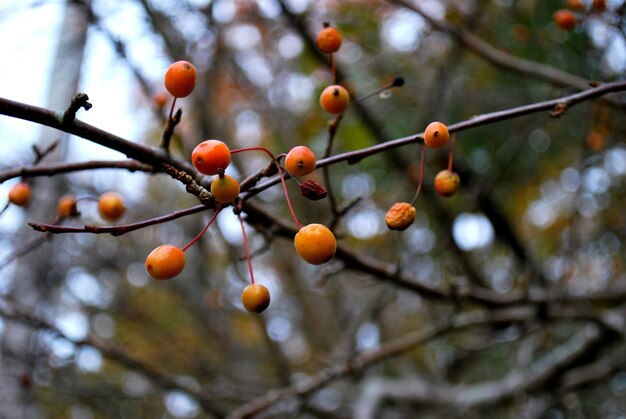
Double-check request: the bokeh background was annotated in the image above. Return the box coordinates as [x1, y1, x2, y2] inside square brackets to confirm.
[1, 0, 626, 418]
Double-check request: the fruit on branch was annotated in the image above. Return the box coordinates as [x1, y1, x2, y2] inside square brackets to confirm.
[567, 0, 585, 11]
[8, 182, 31, 207]
[57, 195, 78, 219]
[317, 23, 343, 53]
[385, 202, 416, 231]
[164, 61, 197, 98]
[294, 223, 337, 265]
[424, 121, 449, 148]
[300, 179, 328, 201]
[285, 146, 317, 177]
[153, 92, 168, 109]
[145, 244, 186, 280]
[434, 170, 461, 197]
[211, 173, 240, 203]
[593, 0, 606, 10]
[320, 85, 350, 114]
[191, 140, 232, 176]
[241, 283, 271, 313]
[98, 192, 125, 222]
[553, 10, 577, 31]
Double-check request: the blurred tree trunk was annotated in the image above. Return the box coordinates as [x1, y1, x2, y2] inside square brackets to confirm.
[0, 1, 90, 417]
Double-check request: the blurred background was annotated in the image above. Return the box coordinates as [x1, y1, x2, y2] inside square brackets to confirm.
[0, 0, 626, 418]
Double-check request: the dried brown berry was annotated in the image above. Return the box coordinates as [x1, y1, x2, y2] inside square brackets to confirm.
[385, 202, 416, 231]
[300, 179, 328, 201]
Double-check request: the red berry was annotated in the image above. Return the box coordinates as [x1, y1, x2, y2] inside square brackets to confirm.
[241, 284, 271, 313]
[319, 85, 350, 114]
[145, 244, 186, 280]
[164, 61, 197, 98]
[553, 10, 577, 31]
[98, 192, 125, 222]
[316, 25, 343, 53]
[434, 170, 461, 197]
[424, 122, 449, 148]
[191, 140, 232, 176]
[285, 146, 316, 177]
[567, 0, 585, 11]
[8, 182, 31, 207]
[294, 223, 337, 265]
[211, 173, 240, 203]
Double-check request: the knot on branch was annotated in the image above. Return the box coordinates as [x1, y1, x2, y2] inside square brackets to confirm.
[62, 93, 92, 126]
[550, 102, 568, 118]
[162, 164, 214, 206]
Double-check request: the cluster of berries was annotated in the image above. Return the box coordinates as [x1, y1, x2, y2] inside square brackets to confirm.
[144, 59, 338, 314]
[385, 121, 460, 231]
[554, 0, 607, 31]
[7, 180, 124, 224]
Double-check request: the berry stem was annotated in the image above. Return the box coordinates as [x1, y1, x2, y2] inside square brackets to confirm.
[448, 134, 456, 172]
[231, 147, 302, 229]
[167, 97, 177, 123]
[238, 213, 255, 284]
[182, 208, 221, 252]
[410, 144, 426, 206]
[330, 53, 337, 85]
[0, 202, 9, 216]
[349, 77, 404, 108]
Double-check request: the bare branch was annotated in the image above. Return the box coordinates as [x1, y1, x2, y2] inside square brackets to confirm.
[0, 160, 153, 183]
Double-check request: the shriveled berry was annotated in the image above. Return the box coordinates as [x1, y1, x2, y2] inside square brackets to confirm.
[8, 182, 31, 207]
[241, 284, 271, 313]
[385, 202, 416, 231]
[145, 244, 186, 280]
[320, 85, 350, 114]
[164, 61, 197, 98]
[553, 9, 577, 31]
[191, 140, 231, 176]
[98, 192, 125, 222]
[424, 122, 449, 148]
[58, 195, 79, 219]
[316, 24, 343, 53]
[567, 0, 585, 11]
[211, 173, 240, 203]
[434, 170, 461, 197]
[300, 179, 328, 201]
[294, 223, 337, 265]
[285, 146, 316, 177]
[593, 0, 606, 10]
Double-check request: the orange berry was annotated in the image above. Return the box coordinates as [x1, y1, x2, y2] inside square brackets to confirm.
[191, 140, 231, 176]
[211, 173, 240, 203]
[434, 170, 461, 197]
[316, 25, 343, 53]
[586, 130, 606, 151]
[385, 202, 416, 231]
[153, 91, 168, 108]
[57, 195, 78, 219]
[593, 0, 606, 10]
[98, 192, 125, 222]
[145, 244, 186, 280]
[567, 0, 585, 11]
[241, 284, 271, 313]
[294, 223, 336, 265]
[553, 10, 577, 31]
[319, 85, 350, 114]
[424, 121, 449, 148]
[164, 61, 197, 98]
[285, 146, 316, 177]
[8, 182, 31, 207]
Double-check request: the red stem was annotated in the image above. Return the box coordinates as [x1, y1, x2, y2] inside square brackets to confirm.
[410, 145, 426, 206]
[231, 146, 302, 229]
[448, 134, 456, 172]
[330, 53, 337, 84]
[167, 97, 177, 123]
[182, 208, 221, 252]
[238, 214, 255, 284]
